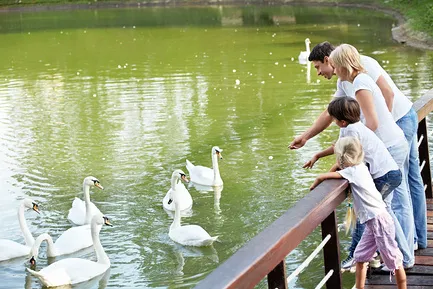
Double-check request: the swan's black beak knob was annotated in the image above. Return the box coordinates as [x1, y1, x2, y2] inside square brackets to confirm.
[168, 199, 173, 205]
[30, 256, 36, 266]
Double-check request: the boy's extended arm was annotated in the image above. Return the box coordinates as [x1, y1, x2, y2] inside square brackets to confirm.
[289, 109, 333, 150]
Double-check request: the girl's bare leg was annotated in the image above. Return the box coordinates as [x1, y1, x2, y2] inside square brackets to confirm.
[395, 267, 407, 289]
[355, 262, 367, 289]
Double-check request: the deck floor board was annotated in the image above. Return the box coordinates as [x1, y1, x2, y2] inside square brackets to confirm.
[364, 205, 433, 288]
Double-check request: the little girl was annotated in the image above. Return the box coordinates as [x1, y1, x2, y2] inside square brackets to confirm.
[304, 97, 412, 270]
[310, 136, 407, 289]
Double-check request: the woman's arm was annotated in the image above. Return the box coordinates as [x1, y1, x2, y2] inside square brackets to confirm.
[310, 171, 343, 190]
[376, 75, 394, 113]
[356, 89, 379, 131]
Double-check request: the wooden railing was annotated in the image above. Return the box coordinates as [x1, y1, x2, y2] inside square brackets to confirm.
[194, 89, 433, 289]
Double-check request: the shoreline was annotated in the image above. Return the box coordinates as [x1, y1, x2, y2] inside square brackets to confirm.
[0, 1, 432, 51]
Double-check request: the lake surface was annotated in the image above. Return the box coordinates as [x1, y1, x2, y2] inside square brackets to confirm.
[0, 5, 432, 289]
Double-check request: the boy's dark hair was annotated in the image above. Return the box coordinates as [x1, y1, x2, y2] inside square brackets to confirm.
[327, 97, 360, 124]
[308, 41, 335, 62]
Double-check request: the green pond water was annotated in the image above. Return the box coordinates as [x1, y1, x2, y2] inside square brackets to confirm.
[0, 5, 432, 289]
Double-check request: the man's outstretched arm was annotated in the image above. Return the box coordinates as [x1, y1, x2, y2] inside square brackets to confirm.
[288, 109, 333, 150]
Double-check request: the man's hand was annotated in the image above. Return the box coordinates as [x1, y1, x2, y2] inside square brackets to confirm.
[289, 135, 307, 150]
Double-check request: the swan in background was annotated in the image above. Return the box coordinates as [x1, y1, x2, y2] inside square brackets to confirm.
[169, 170, 218, 247]
[0, 199, 40, 261]
[298, 38, 311, 64]
[186, 146, 223, 187]
[27, 214, 112, 287]
[67, 176, 104, 226]
[163, 170, 192, 212]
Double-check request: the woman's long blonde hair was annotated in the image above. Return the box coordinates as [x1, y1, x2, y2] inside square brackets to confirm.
[329, 44, 365, 81]
[334, 136, 364, 169]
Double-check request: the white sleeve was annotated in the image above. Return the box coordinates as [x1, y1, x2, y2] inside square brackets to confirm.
[362, 56, 382, 83]
[334, 79, 346, 97]
[336, 166, 355, 183]
[353, 74, 373, 94]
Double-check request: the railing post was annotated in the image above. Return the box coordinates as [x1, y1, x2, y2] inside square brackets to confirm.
[321, 210, 342, 289]
[417, 118, 432, 199]
[267, 260, 288, 289]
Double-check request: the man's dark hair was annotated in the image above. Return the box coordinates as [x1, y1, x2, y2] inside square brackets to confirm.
[308, 41, 335, 62]
[327, 97, 360, 124]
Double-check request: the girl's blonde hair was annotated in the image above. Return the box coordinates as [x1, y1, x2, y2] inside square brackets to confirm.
[334, 136, 364, 168]
[329, 44, 365, 80]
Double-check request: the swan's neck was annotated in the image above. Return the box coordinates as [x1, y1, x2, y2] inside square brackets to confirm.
[211, 153, 221, 184]
[31, 233, 56, 257]
[18, 203, 34, 246]
[171, 175, 177, 191]
[170, 196, 182, 231]
[92, 222, 110, 265]
[83, 183, 92, 224]
[306, 42, 310, 53]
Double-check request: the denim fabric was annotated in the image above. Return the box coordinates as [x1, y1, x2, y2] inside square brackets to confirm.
[396, 107, 428, 248]
[347, 169, 413, 267]
[387, 141, 415, 264]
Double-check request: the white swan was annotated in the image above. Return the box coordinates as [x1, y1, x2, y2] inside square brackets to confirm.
[67, 176, 104, 226]
[27, 214, 112, 287]
[163, 170, 192, 212]
[169, 170, 218, 247]
[186, 146, 223, 187]
[0, 199, 40, 261]
[298, 38, 311, 64]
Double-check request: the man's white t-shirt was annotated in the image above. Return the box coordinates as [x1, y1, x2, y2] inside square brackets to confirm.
[351, 73, 406, 148]
[338, 163, 386, 224]
[339, 122, 398, 179]
[334, 55, 412, 121]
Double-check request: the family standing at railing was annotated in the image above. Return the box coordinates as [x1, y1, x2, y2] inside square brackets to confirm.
[289, 42, 428, 289]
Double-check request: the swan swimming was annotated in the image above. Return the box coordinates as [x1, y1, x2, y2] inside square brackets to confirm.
[27, 214, 112, 287]
[169, 170, 218, 247]
[298, 38, 311, 64]
[186, 146, 223, 187]
[0, 199, 40, 261]
[67, 176, 104, 226]
[163, 170, 192, 212]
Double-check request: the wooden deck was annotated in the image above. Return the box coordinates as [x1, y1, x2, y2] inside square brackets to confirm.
[365, 199, 433, 288]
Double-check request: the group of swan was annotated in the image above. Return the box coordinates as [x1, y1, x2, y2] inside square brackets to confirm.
[163, 146, 223, 247]
[1, 176, 111, 287]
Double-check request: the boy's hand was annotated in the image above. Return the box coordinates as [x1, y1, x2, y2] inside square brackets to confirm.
[310, 175, 323, 190]
[303, 155, 319, 169]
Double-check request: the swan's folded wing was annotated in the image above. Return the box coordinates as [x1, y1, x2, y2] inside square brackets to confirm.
[67, 198, 86, 225]
[54, 225, 94, 255]
[0, 239, 30, 261]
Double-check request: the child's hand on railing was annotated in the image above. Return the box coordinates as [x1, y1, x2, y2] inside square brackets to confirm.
[303, 155, 319, 169]
[310, 175, 324, 190]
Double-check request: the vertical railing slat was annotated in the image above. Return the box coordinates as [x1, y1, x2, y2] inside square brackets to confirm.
[417, 118, 433, 199]
[267, 260, 288, 289]
[321, 210, 342, 289]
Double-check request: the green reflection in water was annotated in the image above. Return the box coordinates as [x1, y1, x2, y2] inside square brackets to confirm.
[0, 5, 432, 289]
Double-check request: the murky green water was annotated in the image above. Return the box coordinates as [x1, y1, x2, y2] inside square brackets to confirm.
[0, 5, 432, 289]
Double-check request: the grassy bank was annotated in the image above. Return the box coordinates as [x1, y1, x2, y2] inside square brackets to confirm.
[0, 0, 432, 40]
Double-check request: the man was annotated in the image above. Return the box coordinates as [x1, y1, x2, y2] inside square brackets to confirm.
[289, 41, 427, 269]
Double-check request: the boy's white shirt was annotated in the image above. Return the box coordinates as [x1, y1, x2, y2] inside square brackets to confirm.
[339, 122, 398, 179]
[338, 163, 386, 224]
[335, 55, 412, 121]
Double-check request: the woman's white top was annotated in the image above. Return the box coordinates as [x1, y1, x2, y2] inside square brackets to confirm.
[335, 55, 412, 121]
[339, 122, 398, 179]
[338, 163, 386, 224]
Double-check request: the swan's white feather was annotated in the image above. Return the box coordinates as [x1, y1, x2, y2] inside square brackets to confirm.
[169, 225, 218, 247]
[0, 239, 30, 261]
[68, 198, 101, 226]
[163, 183, 192, 212]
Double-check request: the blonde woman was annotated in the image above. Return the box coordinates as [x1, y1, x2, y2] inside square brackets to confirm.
[329, 44, 414, 270]
[310, 136, 407, 289]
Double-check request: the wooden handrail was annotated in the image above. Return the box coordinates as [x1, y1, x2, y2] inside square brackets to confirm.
[195, 89, 433, 289]
[194, 179, 348, 289]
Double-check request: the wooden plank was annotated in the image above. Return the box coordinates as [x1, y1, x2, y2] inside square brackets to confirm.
[194, 179, 348, 289]
[427, 199, 433, 204]
[321, 211, 342, 289]
[428, 232, 433, 239]
[415, 256, 433, 266]
[428, 203, 433, 210]
[413, 89, 433, 122]
[427, 211, 433, 217]
[364, 285, 433, 289]
[372, 265, 433, 275]
[428, 224, 433, 232]
[415, 248, 433, 256]
[366, 274, 433, 285]
[267, 261, 287, 289]
[428, 217, 433, 224]
[429, 240, 433, 248]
